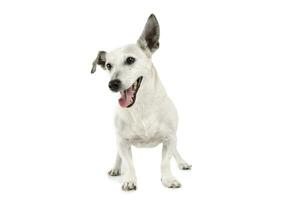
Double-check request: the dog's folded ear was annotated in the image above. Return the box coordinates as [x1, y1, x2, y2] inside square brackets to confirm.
[137, 14, 160, 54]
[91, 51, 106, 74]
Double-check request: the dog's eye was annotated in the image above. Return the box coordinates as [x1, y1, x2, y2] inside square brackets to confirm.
[106, 63, 112, 70]
[126, 57, 135, 65]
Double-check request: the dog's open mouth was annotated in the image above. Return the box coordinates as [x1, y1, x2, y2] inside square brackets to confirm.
[118, 76, 143, 108]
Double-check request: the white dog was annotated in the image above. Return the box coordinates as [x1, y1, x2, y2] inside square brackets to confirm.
[91, 14, 191, 191]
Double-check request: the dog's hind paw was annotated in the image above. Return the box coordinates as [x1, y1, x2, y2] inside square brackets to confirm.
[122, 181, 137, 191]
[161, 177, 181, 188]
[108, 169, 121, 176]
[178, 163, 192, 170]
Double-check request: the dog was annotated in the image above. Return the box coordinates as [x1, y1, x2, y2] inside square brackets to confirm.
[91, 14, 191, 191]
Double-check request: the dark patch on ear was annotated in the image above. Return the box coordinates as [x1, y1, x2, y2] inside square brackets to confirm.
[138, 14, 160, 53]
[91, 51, 106, 73]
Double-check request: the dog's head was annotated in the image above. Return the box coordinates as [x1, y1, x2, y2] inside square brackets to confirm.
[91, 14, 160, 108]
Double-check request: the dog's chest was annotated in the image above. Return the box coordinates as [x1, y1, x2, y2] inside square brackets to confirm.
[119, 111, 167, 147]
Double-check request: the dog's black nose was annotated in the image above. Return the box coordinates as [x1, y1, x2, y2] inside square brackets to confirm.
[108, 79, 121, 92]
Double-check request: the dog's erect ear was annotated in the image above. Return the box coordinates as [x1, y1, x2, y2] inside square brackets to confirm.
[137, 14, 160, 54]
[91, 51, 106, 74]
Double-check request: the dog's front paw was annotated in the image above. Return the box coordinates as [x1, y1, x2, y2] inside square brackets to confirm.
[178, 163, 192, 170]
[122, 181, 137, 191]
[161, 177, 181, 188]
[108, 168, 121, 176]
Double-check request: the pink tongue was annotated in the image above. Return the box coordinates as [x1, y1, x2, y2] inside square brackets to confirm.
[118, 87, 134, 108]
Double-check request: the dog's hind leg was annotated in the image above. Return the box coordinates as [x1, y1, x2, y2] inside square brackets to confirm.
[108, 153, 122, 176]
[173, 148, 192, 170]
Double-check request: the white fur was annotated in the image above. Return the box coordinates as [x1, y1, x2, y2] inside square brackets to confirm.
[95, 15, 191, 191]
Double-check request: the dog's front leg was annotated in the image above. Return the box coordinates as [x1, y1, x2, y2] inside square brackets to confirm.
[161, 137, 181, 188]
[117, 137, 137, 191]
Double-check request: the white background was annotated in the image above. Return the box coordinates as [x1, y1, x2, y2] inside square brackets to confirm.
[0, 0, 282, 199]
